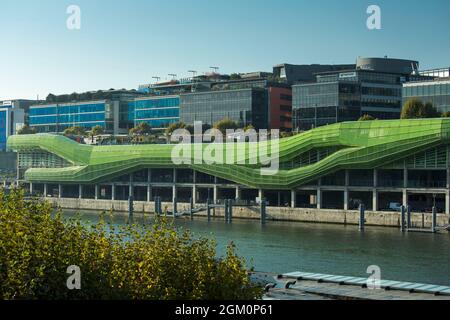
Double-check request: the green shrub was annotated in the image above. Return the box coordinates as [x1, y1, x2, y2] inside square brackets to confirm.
[358, 114, 376, 121]
[0, 189, 262, 300]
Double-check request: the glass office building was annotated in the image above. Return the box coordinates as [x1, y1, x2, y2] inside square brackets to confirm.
[29, 100, 125, 134]
[130, 96, 180, 129]
[0, 109, 7, 151]
[180, 88, 268, 129]
[291, 57, 430, 131]
[403, 79, 450, 113]
[293, 70, 411, 130]
[0, 101, 26, 151]
[419, 68, 450, 79]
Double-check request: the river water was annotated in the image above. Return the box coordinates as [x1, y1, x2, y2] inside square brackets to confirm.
[62, 210, 450, 286]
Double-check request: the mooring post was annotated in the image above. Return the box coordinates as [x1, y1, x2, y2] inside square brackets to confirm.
[154, 196, 160, 215]
[155, 196, 162, 214]
[207, 198, 211, 222]
[432, 206, 437, 233]
[400, 205, 406, 232]
[157, 196, 162, 215]
[172, 197, 177, 218]
[359, 204, 365, 231]
[128, 195, 134, 218]
[224, 200, 229, 222]
[228, 199, 233, 223]
[406, 205, 412, 229]
[260, 198, 267, 225]
[190, 197, 194, 220]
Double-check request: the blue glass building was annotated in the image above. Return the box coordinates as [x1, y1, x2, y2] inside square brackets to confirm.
[0, 109, 7, 151]
[29, 100, 127, 134]
[130, 96, 180, 129]
[0, 100, 29, 151]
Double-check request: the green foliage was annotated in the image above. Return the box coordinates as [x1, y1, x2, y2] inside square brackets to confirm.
[165, 122, 187, 136]
[441, 111, 450, 118]
[129, 122, 152, 136]
[90, 125, 104, 137]
[89, 125, 105, 143]
[17, 125, 37, 135]
[401, 99, 440, 119]
[358, 114, 376, 121]
[45, 90, 141, 104]
[229, 73, 241, 80]
[0, 189, 262, 300]
[63, 126, 86, 137]
[213, 118, 239, 134]
[243, 124, 255, 132]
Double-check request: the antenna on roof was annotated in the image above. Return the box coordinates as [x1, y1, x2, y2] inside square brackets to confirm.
[210, 66, 219, 74]
[152, 76, 161, 84]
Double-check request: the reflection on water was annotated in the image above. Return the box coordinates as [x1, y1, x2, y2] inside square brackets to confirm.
[62, 210, 450, 286]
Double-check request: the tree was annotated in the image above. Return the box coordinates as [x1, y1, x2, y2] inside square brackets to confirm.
[230, 73, 241, 80]
[63, 126, 86, 136]
[401, 98, 440, 119]
[358, 114, 376, 121]
[17, 125, 37, 135]
[46, 94, 56, 103]
[213, 118, 239, 134]
[243, 124, 255, 132]
[442, 111, 450, 118]
[165, 122, 186, 136]
[89, 125, 104, 143]
[129, 122, 152, 136]
[0, 189, 262, 300]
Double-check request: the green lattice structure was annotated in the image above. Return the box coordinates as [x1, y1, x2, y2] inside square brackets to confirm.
[8, 119, 450, 190]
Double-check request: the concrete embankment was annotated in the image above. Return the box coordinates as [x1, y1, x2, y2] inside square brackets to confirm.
[47, 198, 450, 229]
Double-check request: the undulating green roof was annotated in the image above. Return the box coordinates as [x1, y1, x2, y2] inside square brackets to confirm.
[8, 119, 450, 189]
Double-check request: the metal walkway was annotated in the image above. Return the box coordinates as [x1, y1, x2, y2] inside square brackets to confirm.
[282, 272, 450, 296]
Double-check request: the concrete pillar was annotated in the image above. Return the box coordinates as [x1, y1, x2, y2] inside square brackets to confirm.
[29, 182, 33, 195]
[447, 168, 450, 189]
[345, 170, 349, 187]
[291, 190, 296, 208]
[44, 184, 47, 197]
[79, 185, 82, 199]
[446, 190, 450, 215]
[148, 169, 152, 183]
[129, 184, 133, 199]
[404, 167, 408, 189]
[317, 188, 322, 209]
[372, 189, 378, 212]
[213, 185, 218, 204]
[344, 189, 349, 211]
[402, 189, 408, 207]
[172, 184, 176, 201]
[58, 184, 62, 198]
[147, 185, 152, 202]
[258, 189, 264, 203]
[95, 184, 99, 200]
[192, 185, 197, 204]
[173, 168, 177, 184]
[235, 186, 241, 200]
[111, 184, 115, 201]
[373, 169, 378, 188]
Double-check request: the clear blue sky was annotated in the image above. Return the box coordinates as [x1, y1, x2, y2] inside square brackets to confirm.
[1, 0, 449, 100]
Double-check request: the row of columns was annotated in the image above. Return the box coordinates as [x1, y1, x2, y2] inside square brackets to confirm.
[29, 167, 450, 214]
